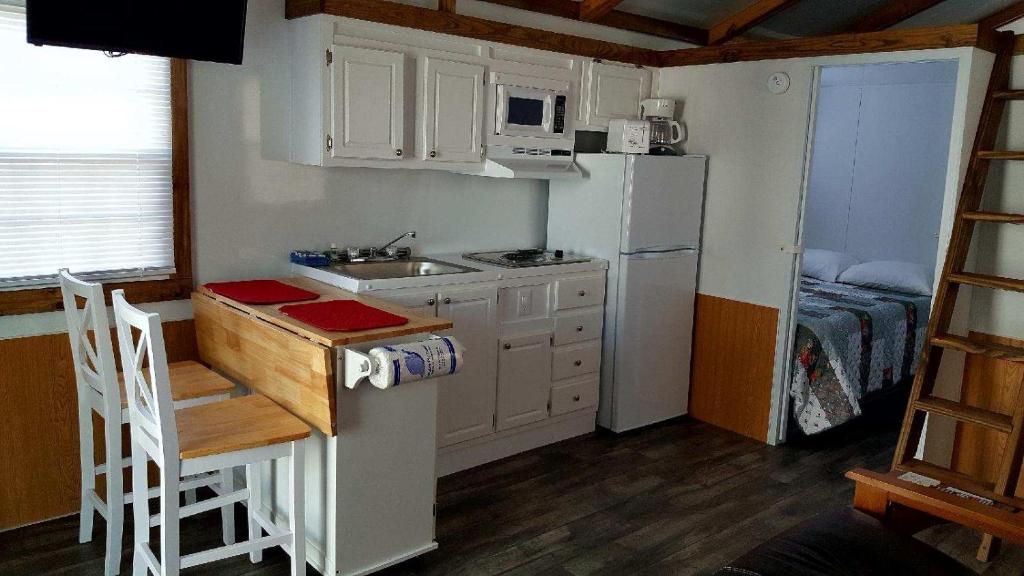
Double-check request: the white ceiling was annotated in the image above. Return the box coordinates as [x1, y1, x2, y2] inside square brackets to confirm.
[585, 0, 1024, 38]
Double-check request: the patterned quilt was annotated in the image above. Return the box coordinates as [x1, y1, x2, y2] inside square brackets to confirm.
[790, 277, 931, 435]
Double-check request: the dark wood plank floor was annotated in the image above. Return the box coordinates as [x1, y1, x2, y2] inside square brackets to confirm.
[1, 416, 1021, 575]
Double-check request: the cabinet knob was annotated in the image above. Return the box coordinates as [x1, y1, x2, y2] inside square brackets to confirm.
[443, 297, 452, 304]
[576, 325, 584, 332]
[574, 359, 582, 367]
[426, 298, 436, 306]
[395, 148, 403, 157]
[578, 290, 586, 297]
[573, 394, 581, 402]
[504, 343, 512, 350]
[429, 150, 437, 158]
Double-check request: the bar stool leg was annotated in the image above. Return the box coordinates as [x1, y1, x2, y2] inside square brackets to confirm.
[246, 463, 263, 563]
[78, 404, 96, 545]
[130, 440, 150, 576]
[289, 441, 305, 576]
[220, 467, 236, 545]
[104, 416, 124, 576]
[160, 461, 181, 576]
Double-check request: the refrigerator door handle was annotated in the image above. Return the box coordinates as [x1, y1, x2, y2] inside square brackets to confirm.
[623, 246, 700, 257]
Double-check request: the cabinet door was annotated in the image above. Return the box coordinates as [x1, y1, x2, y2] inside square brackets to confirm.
[330, 45, 405, 160]
[370, 288, 438, 317]
[496, 333, 552, 431]
[422, 58, 485, 163]
[585, 61, 651, 129]
[436, 286, 498, 446]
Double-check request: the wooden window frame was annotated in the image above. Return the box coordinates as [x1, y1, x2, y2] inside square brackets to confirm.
[0, 59, 193, 317]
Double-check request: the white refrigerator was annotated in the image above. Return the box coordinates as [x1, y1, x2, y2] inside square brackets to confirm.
[548, 153, 708, 432]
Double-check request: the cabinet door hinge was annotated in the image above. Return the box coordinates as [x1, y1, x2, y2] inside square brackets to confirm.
[492, 414, 497, 428]
[326, 49, 333, 66]
[326, 134, 333, 151]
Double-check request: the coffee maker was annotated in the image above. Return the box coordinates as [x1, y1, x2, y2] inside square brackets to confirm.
[639, 98, 685, 155]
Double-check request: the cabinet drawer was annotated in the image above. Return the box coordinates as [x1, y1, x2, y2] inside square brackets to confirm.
[550, 376, 598, 416]
[553, 309, 603, 346]
[554, 276, 605, 311]
[552, 341, 601, 381]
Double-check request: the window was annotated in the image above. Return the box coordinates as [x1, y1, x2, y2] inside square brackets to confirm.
[0, 6, 191, 315]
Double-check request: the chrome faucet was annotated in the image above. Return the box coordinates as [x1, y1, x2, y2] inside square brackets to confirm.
[372, 230, 416, 258]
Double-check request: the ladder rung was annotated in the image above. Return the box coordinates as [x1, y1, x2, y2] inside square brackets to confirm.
[993, 90, 1024, 100]
[962, 211, 1024, 224]
[931, 334, 1024, 363]
[948, 272, 1024, 294]
[915, 396, 1013, 433]
[977, 151, 1024, 160]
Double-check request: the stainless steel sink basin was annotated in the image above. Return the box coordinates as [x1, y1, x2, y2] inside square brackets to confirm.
[329, 258, 480, 280]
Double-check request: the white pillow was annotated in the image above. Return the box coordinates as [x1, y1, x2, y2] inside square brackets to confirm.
[802, 249, 860, 282]
[838, 260, 934, 296]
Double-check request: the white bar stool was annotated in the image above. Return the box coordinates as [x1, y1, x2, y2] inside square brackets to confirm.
[59, 270, 236, 576]
[112, 289, 310, 576]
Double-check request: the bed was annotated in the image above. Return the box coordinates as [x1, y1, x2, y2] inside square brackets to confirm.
[789, 277, 931, 435]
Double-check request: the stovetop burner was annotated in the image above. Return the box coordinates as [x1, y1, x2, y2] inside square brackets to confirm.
[463, 249, 591, 268]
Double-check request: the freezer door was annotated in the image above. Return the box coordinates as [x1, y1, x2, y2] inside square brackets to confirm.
[610, 249, 698, 432]
[621, 155, 707, 253]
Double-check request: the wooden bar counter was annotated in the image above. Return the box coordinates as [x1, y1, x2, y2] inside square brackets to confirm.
[192, 277, 454, 576]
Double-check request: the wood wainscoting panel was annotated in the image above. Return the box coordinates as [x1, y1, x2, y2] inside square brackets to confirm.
[950, 332, 1024, 494]
[689, 294, 779, 442]
[0, 320, 198, 531]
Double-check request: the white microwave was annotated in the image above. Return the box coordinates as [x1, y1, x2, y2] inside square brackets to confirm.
[494, 83, 570, 139]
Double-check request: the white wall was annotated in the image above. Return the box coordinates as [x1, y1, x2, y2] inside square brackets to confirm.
[655, 47, 992, 444]
[803, 61, 958, 270]
[1, 0, 556, 339]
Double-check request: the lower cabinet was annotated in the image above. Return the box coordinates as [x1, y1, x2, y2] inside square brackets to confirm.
[496, 333, 552, 431]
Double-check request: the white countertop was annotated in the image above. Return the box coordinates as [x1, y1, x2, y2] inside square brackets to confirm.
[292, 252, 609, 292]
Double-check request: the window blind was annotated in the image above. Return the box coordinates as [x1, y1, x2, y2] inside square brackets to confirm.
[0, 8, 175, 288]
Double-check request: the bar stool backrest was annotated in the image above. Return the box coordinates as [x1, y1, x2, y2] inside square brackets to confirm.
[111, 289, 179, 467]
[59, 269, 121, 418]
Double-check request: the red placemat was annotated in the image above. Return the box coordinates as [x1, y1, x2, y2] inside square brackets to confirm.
[204, 280, 320, 305]
[279, 300, 409, 332]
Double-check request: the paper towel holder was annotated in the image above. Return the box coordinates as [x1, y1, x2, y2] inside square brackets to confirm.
[344, 348, 375, 389]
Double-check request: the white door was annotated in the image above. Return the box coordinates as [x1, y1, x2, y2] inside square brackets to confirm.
[610, 250, 698, 432]
[330, 45, 405, 160]
[621, 155, 707, 253]
[436, 286, 498, 446]
[585, 61, 651, 129]
[422, 58, 485, 163]
[496, 332, 552, 431]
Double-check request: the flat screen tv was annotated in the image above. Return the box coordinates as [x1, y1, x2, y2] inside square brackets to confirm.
[26, 1, 248, 65]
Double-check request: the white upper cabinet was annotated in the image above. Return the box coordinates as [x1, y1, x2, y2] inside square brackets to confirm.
[583, 60, 652, 130]
[329, 45, 405, 161]
[421, 57, 485, 163]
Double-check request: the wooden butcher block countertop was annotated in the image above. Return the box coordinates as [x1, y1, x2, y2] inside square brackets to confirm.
[194, 276, 452, 347]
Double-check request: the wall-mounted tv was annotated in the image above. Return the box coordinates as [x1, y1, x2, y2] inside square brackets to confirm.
[26, 1, 248, 65]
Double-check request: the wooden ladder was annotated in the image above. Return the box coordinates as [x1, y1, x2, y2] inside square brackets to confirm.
[891, 30, 1024, 562]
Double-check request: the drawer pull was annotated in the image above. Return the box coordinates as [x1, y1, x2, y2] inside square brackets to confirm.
[395, 148, 403, 157]
[574, 359, 582, 366]
[426, 298, 436, 306]
[578, 290, 586, 297]
[576, 325, 584, 332]
[443, 297, 452, 304]
[573, 394, 581, 402]
[504, 343, 511, 350]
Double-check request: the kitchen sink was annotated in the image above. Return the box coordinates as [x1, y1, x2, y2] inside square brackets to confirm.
[329, 258, 480, 280]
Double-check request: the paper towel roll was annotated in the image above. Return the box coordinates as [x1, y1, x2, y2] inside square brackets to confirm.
[367, 336, 464, 389]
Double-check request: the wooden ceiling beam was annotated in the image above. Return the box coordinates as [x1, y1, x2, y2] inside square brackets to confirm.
[438, 0, 456, 13]
[285, 0, 661, 66]
[979, 0, 1024, 31]
[846, 0, 947, 33]
[707, 0, 801, 46]
[659, 24, 997, 67]
[474, 0, 708, 45]
[579, 0, 625, 22]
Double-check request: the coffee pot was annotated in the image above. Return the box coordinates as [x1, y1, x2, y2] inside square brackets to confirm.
[639, 98, 685, 155]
